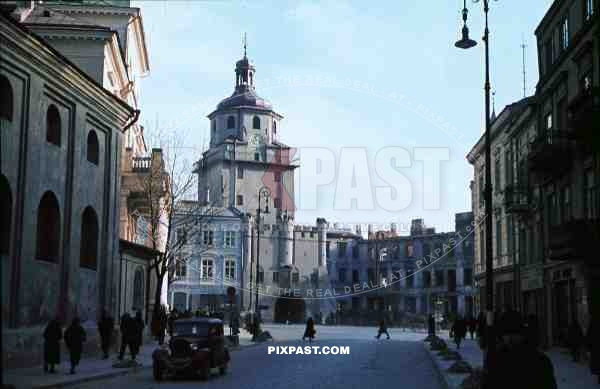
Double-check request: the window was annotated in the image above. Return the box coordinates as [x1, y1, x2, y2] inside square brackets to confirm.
[237, 167, 244, 179]
[581, 72, 593, 93]
[423, 271, 431, 288]
[201, 259, 214, 280]
[507, 217, 513, 254]
[46, 105, 61, 146]
[292, 271, 299, 283]
[337, 241, 347, 257]
[560, 16, 569, 51]
[80, 206, 98, 269]
[132, 267, 144, 311]
[224, 231, 234, 248]
[338, 268, 346, 282]
[87, 130, 99, 165]
[203, 230, 214, 246]
[447, 269, 456, 292]
[585, 0, 595, 20]
[0, 175, 12, 255]
[236, 195, 244, 206]
[211, 119, 216, 134]
[435, 270, 444, 287]
[352, 270, 360, 283]
[258, 268, 264, 284]
[225, 258, 235, 281]
[479, 174, 485, 207]
[495, 218, 503, 257]
[175, 258, 187, 278]
[273, 120, 277, 135]
[254, 152, 260, 161]
[252, 116, 261, 129]
[545, 112, 553, 131]
[36, 191, 60, 262]
[464, 268, 473, 286]
[494, 157, 501, 192]
[562, 185, 572, 222]
[272, 271, 279, 282]
[227, 116, 235, 129]
[177, 228, 187, 244]
[406, 240, 414, 257]
[0, 75, 13, 121]
[557, 97, 568, 132]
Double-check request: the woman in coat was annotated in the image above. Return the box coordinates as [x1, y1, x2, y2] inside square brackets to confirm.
[303, 317, 316, 342]
[43, 318, 62, 373]
[64, 317, 86, 374]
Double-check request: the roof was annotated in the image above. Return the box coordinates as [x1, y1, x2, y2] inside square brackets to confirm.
[23, 5, 101, 27]
[217, 89, 273, 110]
[119, 239, 161, 259]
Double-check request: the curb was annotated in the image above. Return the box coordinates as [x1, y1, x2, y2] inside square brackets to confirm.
[423, 342, 453, 389]
[26, 339, 270, 389]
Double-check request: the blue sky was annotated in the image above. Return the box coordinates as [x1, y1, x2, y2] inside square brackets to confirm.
[133, 0, 553, 233]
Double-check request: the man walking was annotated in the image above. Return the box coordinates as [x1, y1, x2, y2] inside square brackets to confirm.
[43, 318, 62, 373]
[129, 310, 145, 361]
[64, 317, 86, 374]
[118, 312, 131, 360]
[98, 309, 114, 359]
[375, 319, 390, 340]
[451, 316, 467, 349]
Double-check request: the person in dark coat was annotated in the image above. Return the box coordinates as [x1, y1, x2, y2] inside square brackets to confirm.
[427, 314, 436, 336]
[567, 317, 584, 362]
[118, 312, 131, 360]
[486, 319, 557, 389]
[303, 317, 316, 342]
[167, 310, 176, 338]
[64, 317, 86, 374]
[43, 318, 62, 373]
[588, 315, 600, 384]
[129, 310, 144, 360]
[375, 319, 390, 340]
[97, 309, 114, 359]
[467, 316, 477, 340]
[451, 317, 468, 349]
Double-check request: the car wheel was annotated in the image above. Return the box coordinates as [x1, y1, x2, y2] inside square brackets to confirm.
[153, 361, 163, 381]
[200, 365, 210, 380]
[219, 366, 227, 375]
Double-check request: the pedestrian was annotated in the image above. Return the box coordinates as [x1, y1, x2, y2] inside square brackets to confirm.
[468, 316, 476, 340]
[129, 310, 144, 361]
[451, 316, 468, 349]
[567, 317, 584, 362]
[587, 314, 600, 384]
[118, 312, 131, 360]
[158, 306, 167, 345]
[375, 319, 390, 340]
[97, 309, 114, 359]
[476, 311, 486, 348]
[64, 317, 86, 374]
[167, 310, 176, 338]
[43, 318, 62, 373]
[303, 317, 316, 342]
[428, 314, 435, 336]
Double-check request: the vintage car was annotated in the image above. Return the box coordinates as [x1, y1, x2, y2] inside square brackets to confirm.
[152, 317, 230, 381]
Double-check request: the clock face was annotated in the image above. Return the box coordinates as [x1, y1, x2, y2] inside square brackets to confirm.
[249, 134, 261, 145]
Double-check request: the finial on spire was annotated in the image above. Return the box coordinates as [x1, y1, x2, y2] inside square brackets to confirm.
[243, 32, 247, 58]
[491, 90, 497, 120]
[521, 35, 527, 98]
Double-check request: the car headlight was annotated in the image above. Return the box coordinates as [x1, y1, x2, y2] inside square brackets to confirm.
[190, 343, 198, 351]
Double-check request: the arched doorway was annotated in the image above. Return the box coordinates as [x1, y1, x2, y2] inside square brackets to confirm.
[274, 296, 305, 323]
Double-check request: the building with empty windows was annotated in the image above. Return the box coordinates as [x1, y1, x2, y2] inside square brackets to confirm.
[0, 5, 136, 367]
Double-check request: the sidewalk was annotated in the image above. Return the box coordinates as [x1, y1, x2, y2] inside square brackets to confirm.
[426, 336, 599, 389]
[3, 333, 258, 389]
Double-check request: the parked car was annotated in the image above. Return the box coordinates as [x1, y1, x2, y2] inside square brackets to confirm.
[152, 317, 230, 381]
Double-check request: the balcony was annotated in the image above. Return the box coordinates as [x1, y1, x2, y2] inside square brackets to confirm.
[528, 131, 575, 179]
[569, 86, 600, 152]
[503, 184, 533, 215]
[548, 219, 600, 262]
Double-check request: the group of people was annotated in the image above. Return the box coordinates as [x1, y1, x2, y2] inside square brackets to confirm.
[42, 308, 145, 375]
[43, 317, 87, 374]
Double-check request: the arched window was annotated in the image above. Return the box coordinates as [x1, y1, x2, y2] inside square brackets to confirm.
[80, 206, 98, 269]
[0, 75, 13, 122]
[86, 130, 99, 165]
[227, 116, 235, 129]
[46, 104, 61, 146]
[36, 191, 60, 262]
[133, 267, 144, 311]
[0, 175, 12, 255]
[252, 115, 261, 129]
[273, 120, 277, 136]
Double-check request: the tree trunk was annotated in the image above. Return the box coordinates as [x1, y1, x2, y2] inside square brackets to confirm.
[151, 270, 165, 335]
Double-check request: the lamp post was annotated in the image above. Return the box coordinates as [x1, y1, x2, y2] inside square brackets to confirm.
[455, 0, 495, 373]
[253, 186, 270, 339]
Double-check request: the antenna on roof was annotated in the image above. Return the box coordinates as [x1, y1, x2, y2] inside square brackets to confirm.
[521, 34, 527, 98]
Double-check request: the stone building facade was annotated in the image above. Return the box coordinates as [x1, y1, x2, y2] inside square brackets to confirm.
[0, 6, 135, 367]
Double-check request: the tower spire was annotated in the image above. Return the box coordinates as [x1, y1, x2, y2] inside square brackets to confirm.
[243, 32, 247, 58]
[491, 90, 496, 120]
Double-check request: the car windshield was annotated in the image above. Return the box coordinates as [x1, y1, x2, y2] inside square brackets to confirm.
[173, 322, 210, 337]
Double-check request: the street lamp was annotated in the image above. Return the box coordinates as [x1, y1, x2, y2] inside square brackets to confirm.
[455, 0, 496, 373]
[253, 186, 270, 339]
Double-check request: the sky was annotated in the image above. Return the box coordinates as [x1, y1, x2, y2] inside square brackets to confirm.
[132, 0, 553, 234]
